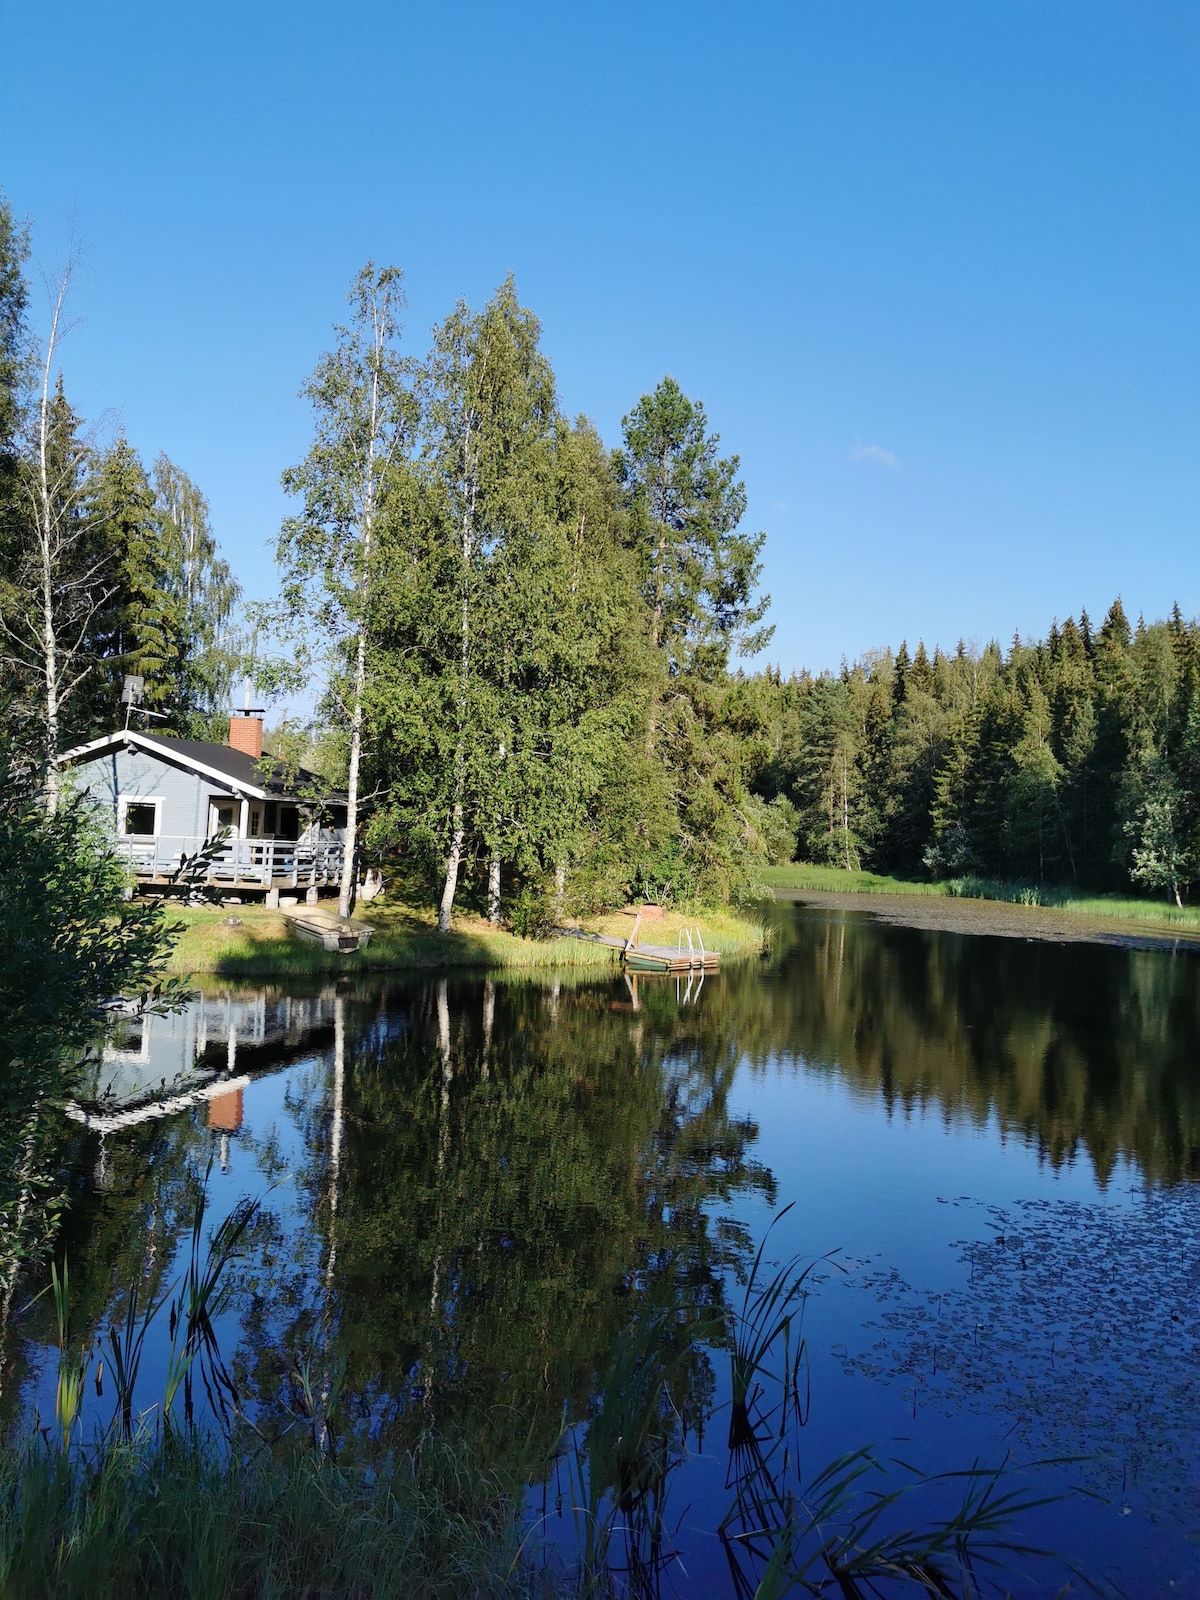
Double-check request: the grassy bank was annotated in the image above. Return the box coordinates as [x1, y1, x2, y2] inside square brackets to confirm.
[765, 862, 1200, 934]
[162, 899, 767, 979]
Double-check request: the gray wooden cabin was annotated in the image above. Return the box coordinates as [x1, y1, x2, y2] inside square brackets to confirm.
[57, 715, 347, 895]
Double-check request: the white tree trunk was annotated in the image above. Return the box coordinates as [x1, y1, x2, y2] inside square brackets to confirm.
[481, 977, 495, 1075]
[438, 449, 477, 934]
[337, 615, 366, 920]
[487, 854, 500, 924]
[34, 271, 71, 813]
[438, 802, 464, 933]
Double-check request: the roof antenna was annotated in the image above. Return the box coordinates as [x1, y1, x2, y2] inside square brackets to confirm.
[121, 675, 144, 730]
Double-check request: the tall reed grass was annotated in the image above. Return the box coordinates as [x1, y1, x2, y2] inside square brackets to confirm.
[0, 1432, 530, 1600]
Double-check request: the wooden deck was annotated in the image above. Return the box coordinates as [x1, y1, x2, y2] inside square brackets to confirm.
[110, 835, 344, 893]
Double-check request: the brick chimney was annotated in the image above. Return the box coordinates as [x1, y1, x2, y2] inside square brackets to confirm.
[229, 710, 263, 760]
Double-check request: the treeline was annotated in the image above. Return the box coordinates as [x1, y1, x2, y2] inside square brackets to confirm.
[754, 601, 1200, 900]
[0, 199, 243, 779]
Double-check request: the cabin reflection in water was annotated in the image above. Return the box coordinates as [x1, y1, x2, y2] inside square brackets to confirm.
[65, 990, 339, 1135]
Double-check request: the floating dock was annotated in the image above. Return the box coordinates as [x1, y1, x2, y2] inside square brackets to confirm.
[620, 910, 720, 973]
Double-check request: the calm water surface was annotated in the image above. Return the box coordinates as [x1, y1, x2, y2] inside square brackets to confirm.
[5, 902, 1199, 1594]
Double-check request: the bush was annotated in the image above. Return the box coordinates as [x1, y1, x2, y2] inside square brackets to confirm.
[507, 880, 558, 939]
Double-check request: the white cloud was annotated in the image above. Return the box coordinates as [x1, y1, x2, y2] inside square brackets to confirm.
[850, 440, 900, 469]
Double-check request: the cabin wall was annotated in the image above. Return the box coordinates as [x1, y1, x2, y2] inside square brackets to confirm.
[66, 748, 229, 838]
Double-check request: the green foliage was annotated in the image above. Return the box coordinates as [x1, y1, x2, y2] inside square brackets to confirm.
[507, 878, 559, 939]
[614, 375, 772, 675]
[0, 192, 29, 529]
[81, 434, 177, 730]
[150, 453, 243, 736]
[0, 710, 180, 1066]
[0, 707, 180, 1300]
[758, 597, 1200, 901]
[0, 1433, 528, 1600]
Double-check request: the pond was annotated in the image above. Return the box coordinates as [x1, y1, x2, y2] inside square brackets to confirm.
[4, 900, 1199, 1594]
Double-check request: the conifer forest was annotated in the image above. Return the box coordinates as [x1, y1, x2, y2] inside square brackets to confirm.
[2, 195, 1196, 913]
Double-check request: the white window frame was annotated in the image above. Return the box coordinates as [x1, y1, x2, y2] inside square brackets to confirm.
[117, 794, 163, 837]
[208, 796, 241, 840]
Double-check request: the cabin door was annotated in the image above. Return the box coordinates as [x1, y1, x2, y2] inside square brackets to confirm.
[208, 798, 239, 839]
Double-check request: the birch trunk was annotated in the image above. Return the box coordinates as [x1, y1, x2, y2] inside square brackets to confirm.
[337, 299, 386, 921]
[33, 273, 70, 813]
[438, 419, 478, 933]
[487, 854, 501, 924]
[439, 802, 464, 932]
[337, 612, 366, 920]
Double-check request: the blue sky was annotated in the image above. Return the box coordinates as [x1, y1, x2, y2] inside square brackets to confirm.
[3, 0, 1197, 676]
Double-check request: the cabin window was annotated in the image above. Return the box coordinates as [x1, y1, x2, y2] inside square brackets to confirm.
[249, 808, 261, 838]
[263, 801, 278, 834]
[277, 806, 301, 842]
[119, 799, 160, 836]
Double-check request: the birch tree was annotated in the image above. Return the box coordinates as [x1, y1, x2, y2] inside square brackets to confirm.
[0, 261, 116, 808]
[417, 281, 556, 931]
[268, 263, 416, 920]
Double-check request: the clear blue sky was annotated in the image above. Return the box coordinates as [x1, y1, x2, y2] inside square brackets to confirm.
[4, 0, 1197, 675]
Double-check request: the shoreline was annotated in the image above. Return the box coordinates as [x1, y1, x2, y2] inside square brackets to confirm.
[162, 901, 768, 979]
[777, 886, 1200, 953]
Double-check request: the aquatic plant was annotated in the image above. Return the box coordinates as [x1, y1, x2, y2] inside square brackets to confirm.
[0, 1430, 530, 1600]
[840, 1191, 1200, 1524]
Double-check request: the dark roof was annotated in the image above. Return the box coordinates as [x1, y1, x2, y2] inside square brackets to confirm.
[141, 733, 263, 788]
[56, 731, 344, 805]
[140, 735, 346, 803]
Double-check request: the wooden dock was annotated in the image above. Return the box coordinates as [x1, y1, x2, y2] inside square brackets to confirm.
[561, 909, 721, 973]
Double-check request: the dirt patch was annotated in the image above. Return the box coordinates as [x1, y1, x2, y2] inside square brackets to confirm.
[776, 888, 1200, 953]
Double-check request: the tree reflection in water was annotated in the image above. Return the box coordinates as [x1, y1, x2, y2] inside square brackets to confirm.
[4, 903, 1200, 1591]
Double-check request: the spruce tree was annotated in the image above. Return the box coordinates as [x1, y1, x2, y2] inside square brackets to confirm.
[615, 377, 771, 681]
[154, 455, 242, 736]
[87, 433, 179, 728]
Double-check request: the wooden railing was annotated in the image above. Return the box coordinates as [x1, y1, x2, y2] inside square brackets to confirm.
[110, 835, 345, 888]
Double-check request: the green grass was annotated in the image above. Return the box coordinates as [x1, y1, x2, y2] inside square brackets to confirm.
[762, 863, 952, 897]
[162, 898, 768, 979]
[764, 862, 1200, 933]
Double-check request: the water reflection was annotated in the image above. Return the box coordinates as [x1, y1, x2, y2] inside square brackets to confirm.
[747, 905, 1200, 1184]
[3, 903, 1199, 1589]
[70, 990, 339, 1130]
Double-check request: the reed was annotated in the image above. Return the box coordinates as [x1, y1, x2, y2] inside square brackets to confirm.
[715, 1223, 1087, 1599]
[0, 1431, 531, 1600]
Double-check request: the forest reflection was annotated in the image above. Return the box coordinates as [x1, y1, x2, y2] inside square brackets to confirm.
[751, 904, 1200, 1186]
[12, 973, 775, 1464]
[6, 902, 1197, 1456]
